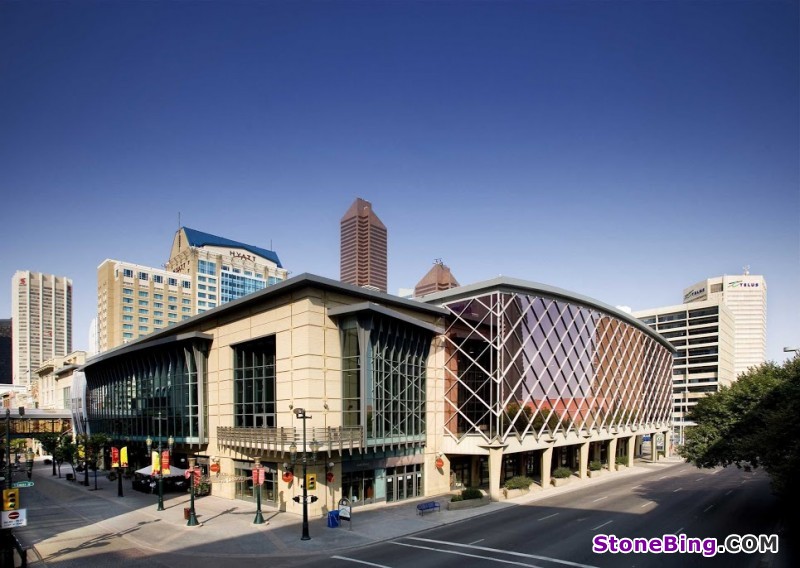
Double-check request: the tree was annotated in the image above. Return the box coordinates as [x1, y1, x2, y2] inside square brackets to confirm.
[34, 432, 63, 476]
[680, 356, 800, 499]
[85, 433, 111, 490]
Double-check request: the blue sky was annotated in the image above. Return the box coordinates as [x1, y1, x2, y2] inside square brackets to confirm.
[1, 1, 797, 364]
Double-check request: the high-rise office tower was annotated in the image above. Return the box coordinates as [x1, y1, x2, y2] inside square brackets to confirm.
[340, 198, 388, 292]
[414, 260, 460, 297]
[0, 318, 11, 384]
[11, 271, 73, 402]
[682, 271, 766, 378]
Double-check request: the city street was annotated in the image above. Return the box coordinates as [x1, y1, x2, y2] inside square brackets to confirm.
[5, 457, 795, 568]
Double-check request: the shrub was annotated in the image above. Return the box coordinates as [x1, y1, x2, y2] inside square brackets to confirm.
[504, 476, 534, 490]
[615, 456, 627, 465]
[588, 460, 602, 471]
[552, 467, 572, 479]
[461, 487, 483, 500]
[450, 494, 464, 502]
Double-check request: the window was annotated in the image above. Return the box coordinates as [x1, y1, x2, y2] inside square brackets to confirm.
[208, 302, 217, 308]
[198, 301, 206, 307]
[122, 315, 133, 322]
[123, 297, 133, 304]
[139, 308, 149, 315]
[182, 298, 191, 305]
[182, 315, 190, 320]
[138, 272, 149, 281]
[234, 336, 277, 428]
[198, 292, 206, 299]
[169, 313, 177, 319]
[154, 319, 164, 325]
[198, 275, 206, 282]
[123, 269, 134, 278]
[153, 275, 163, 284]
[168, 278, 178, 286]
[139, 326, 149, 332]
[138, 291, 149, 298]
[208, 294, 217, 300]
[122, 324, 133, 330]
[138, 300, 148, 306]
[122, 306, 133, 313]
[233, 268, 241, 274]
[198, 260, 216, 275]
[154, 302, 163, 308]
[222, 265, 230, 272]
[182, 307, 191, 313]
[139, 317, 148, 323]
[244, 270, 253, 277]
[182, 281, 191, 289]
[123, 332, 133, 339]
[154, 293, 163, 300]
[208, 286, 217, 292]
[154, 310, 163, 317]
[123, 288, 133, 295]
[198, 284, 206, 291]
[168, 296, 177, 302]
[168, 304, 177, 311]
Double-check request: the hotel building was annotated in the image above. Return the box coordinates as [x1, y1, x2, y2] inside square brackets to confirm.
[340, 198, 388, 292]
[80, 273, 673, 515]
[11, 271, 72, 406]
[98, 228, 289, 351]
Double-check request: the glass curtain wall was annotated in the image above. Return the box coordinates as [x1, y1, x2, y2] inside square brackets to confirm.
[233, 336, 276, 428]
[441, 290, 674, 443]
[83, 339, 207, 445]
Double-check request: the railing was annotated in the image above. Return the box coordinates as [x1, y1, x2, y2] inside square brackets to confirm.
[216, 426, 364, 456]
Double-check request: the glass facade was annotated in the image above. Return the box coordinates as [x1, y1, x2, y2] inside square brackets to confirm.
[441, 290, 673, 442]
[340, 314, 431, 448]
[83, 336, 209, 445]
[221, 272, 266, 303]
[233, 336, 276, 428]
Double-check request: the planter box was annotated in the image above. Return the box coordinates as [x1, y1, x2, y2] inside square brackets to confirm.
[588, 469, 604, 478]
[502, 487, 530, 499]
[447, 496, 491, 511]
[551, 477, 571, 487]
[615, 464, 626, 470]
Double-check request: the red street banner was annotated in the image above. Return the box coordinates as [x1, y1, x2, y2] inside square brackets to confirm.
[161, 450, 171, 475]
[252, 467, 265, 485]
[111, 447, 120, 468]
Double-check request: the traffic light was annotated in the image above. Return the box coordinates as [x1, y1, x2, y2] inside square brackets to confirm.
[3, 488, 19, 511]
[306, 473, 316, 491]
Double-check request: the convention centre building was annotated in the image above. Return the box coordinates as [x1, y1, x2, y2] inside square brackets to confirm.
[79, 273, 674, 516]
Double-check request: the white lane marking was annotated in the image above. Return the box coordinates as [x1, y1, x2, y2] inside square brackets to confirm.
[591, 520, 613, 531]
[658, 475, 667, 480]
[725, 490, 733, 496]
[592, 496, 608, 502]
[469, 539, 485, 545]
[712, 469, 721, 474]
[631, 485, 642, 489]
[331, 556, 391, 568]
[695, 478, 704, 482]
[640, 502, 652, 508]
[704, 504, 714, 512]
[675, 527, 684, 534]
[403, 537, 600, 568]
[672, 488, 682, 492]
[537, 513, 559, 521]
[392, 541, 549, 568]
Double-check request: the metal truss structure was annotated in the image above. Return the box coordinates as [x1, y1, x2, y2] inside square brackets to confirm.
[440, 289, 673, 444]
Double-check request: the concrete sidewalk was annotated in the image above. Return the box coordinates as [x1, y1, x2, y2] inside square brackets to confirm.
[15, 456, 681, 565]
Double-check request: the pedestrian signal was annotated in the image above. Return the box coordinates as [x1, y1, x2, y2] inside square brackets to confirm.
[3, 488, 19, 511]
[306, 473, 316, 491]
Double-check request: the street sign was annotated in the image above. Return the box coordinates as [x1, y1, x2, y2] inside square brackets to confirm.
[1, 508, 27, 528]
[12, 481, 34, 488]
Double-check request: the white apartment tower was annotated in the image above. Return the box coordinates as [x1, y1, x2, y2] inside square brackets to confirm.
[682, 271, 767, 378]
[11, 270, 73, 400]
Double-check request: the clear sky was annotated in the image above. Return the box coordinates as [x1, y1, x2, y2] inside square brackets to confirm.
[1, 1, 797, 365]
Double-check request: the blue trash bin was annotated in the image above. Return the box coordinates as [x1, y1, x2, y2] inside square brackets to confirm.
[327, 510, 340, 528]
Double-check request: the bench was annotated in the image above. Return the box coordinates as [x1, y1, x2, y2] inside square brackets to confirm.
[416, 501, 440, 515]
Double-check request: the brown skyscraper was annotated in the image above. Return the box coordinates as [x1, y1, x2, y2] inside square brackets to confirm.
[340, 198, 387, 292]
[414, 260, 460, 297]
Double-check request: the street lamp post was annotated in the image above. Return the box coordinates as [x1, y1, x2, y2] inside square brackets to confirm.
[291, 408, 310, 540]
[252, 457, 265, 525]
[146, 412, 174, 512]
[82, 416, 90, 487]
[185, 457, 200, 526]
[4, 409, 11, 488]
[25, 448, 34, 480]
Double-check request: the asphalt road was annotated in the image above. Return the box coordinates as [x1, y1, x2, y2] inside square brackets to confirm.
[312, 463, 792, 568]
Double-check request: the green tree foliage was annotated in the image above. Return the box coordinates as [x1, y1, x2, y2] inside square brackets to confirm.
[680, 356, 800, 499]
[34, 432, 63, 476]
